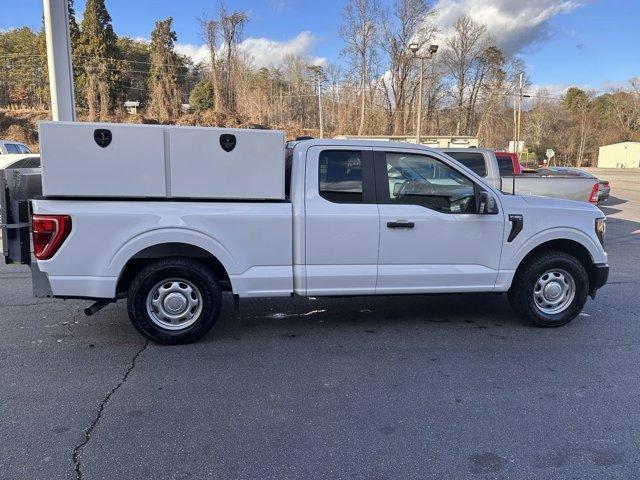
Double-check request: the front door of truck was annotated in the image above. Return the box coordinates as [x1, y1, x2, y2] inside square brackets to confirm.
[304, 146, 379, 295]
[374, 149, 505, 293]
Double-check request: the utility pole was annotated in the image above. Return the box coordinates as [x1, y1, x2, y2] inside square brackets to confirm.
[409, 43, 438, 144]
[512, 73, 531, 156]
[308, 65, 324, 138]
[42, 0, 76, 121]
[516, 73, 523, 154]
[415, 55, 424, 144]
[513, 97, 517, 153]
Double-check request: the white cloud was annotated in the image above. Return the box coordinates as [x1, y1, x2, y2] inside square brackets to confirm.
[175, 31, 326, 69]
[433, 0, 588, 54]
[529, 83, 586, 97]
[174, 43, 211, 64]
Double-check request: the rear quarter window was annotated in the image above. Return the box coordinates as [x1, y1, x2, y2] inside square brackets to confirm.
[445, 152, 487, 177]
[495, 155, 514, 176]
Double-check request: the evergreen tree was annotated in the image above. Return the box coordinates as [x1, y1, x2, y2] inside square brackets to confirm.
[67, 0, 81, 48]
[147, 17, 181, 122]
[189, 80, 215, 112]
[77, 0, 119, 120]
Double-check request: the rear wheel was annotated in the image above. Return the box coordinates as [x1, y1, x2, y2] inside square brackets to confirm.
[127, 258, 221, 344]
[508, 251, 589, 327]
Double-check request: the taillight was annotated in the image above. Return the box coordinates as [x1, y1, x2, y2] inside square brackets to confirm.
[32, 214, 72, 260]
[588, 183, 599, 204]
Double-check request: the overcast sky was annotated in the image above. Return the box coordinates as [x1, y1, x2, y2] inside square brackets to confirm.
[2, 0, 638, 94]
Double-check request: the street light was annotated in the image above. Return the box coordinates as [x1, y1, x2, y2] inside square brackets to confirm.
[409, 43, 438, 143]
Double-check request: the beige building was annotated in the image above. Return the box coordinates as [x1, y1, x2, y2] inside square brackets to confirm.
[597, 142, 640, 168]
[334, 135, 479, 149]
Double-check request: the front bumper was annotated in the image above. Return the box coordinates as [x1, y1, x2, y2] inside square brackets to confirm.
[590, 263, 609, 298]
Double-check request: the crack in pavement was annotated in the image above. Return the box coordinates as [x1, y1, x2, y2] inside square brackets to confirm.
[71, 340, 149, 480]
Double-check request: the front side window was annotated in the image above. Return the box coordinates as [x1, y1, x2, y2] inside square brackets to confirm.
[384, 153, 477, 214]
[319, 150, 363, 203]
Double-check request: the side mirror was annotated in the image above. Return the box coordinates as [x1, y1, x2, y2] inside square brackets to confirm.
[478, 191, 499, 214]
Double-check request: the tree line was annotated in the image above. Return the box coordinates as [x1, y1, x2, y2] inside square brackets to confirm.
[0, 0, 639, 165]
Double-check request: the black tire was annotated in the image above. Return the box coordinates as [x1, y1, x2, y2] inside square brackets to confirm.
[508, 250, 589, 327]
[127, 257, 221, 344]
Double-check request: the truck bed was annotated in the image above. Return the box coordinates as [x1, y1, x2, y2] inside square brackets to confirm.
[31, 198, 294, 299]
[501, 175, 597, 203]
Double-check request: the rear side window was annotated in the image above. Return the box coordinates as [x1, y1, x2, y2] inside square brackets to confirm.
[496, 155, 514, 176]
[17, 144, 32, 154]
[446, 152, 487, 177]
[4, 143, 20, 154]
[319, 150, 363, 203]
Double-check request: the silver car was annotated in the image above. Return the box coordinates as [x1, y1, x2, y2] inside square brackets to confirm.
[0, 140, 32, 155]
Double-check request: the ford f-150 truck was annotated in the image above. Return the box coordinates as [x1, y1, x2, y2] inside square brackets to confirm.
[2, 122, 609, 344]
[441, 148, 600, 203]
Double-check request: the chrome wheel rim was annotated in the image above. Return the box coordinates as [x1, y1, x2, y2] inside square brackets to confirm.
[146, 278, 203, 331]
[533, 269, 576, 315]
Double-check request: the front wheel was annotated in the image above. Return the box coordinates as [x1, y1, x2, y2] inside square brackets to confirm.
[508, 251, 589, 327]
[127, 258, 222, 344]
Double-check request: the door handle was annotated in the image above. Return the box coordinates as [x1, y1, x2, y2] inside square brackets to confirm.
[387, 221, 415, 229]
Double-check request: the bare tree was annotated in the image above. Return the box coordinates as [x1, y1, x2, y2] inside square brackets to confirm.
[442, 15, 491, 135]
[218, 1, 248, 113]
[199, 14, 222, 111]
[340, 0, 381, 135]
[379, 0, 437, 135]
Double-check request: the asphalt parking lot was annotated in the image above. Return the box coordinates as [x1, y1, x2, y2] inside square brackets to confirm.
[1, 168, 639, 480]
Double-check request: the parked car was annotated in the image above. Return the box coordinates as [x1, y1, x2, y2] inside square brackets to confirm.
[3, 122, 608, 344]
[536, 167, 610, 202]
[441, 148, 600, 203]
[0, 140, 32, 155]
[494, 151, 522, 175]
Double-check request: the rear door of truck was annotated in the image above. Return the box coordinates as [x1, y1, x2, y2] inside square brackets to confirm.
[303, 146, 379, 296]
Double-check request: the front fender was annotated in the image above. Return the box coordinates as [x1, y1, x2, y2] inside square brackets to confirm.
[503, 226, 606, 271]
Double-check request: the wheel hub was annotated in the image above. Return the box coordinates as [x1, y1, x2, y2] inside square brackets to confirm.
[164, 292, 188, 314]
[533, 269, 576, 315]
[146, 279, 203, 331]
[543, 282, 563, 301]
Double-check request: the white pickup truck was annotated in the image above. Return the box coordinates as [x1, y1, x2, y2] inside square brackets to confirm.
[2, 122, 609, 344]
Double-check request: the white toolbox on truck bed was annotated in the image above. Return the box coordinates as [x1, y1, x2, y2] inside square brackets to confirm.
[38, 121, 285, 200]
[40, 122, 167, 197]
[169, 126, 284, 199]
